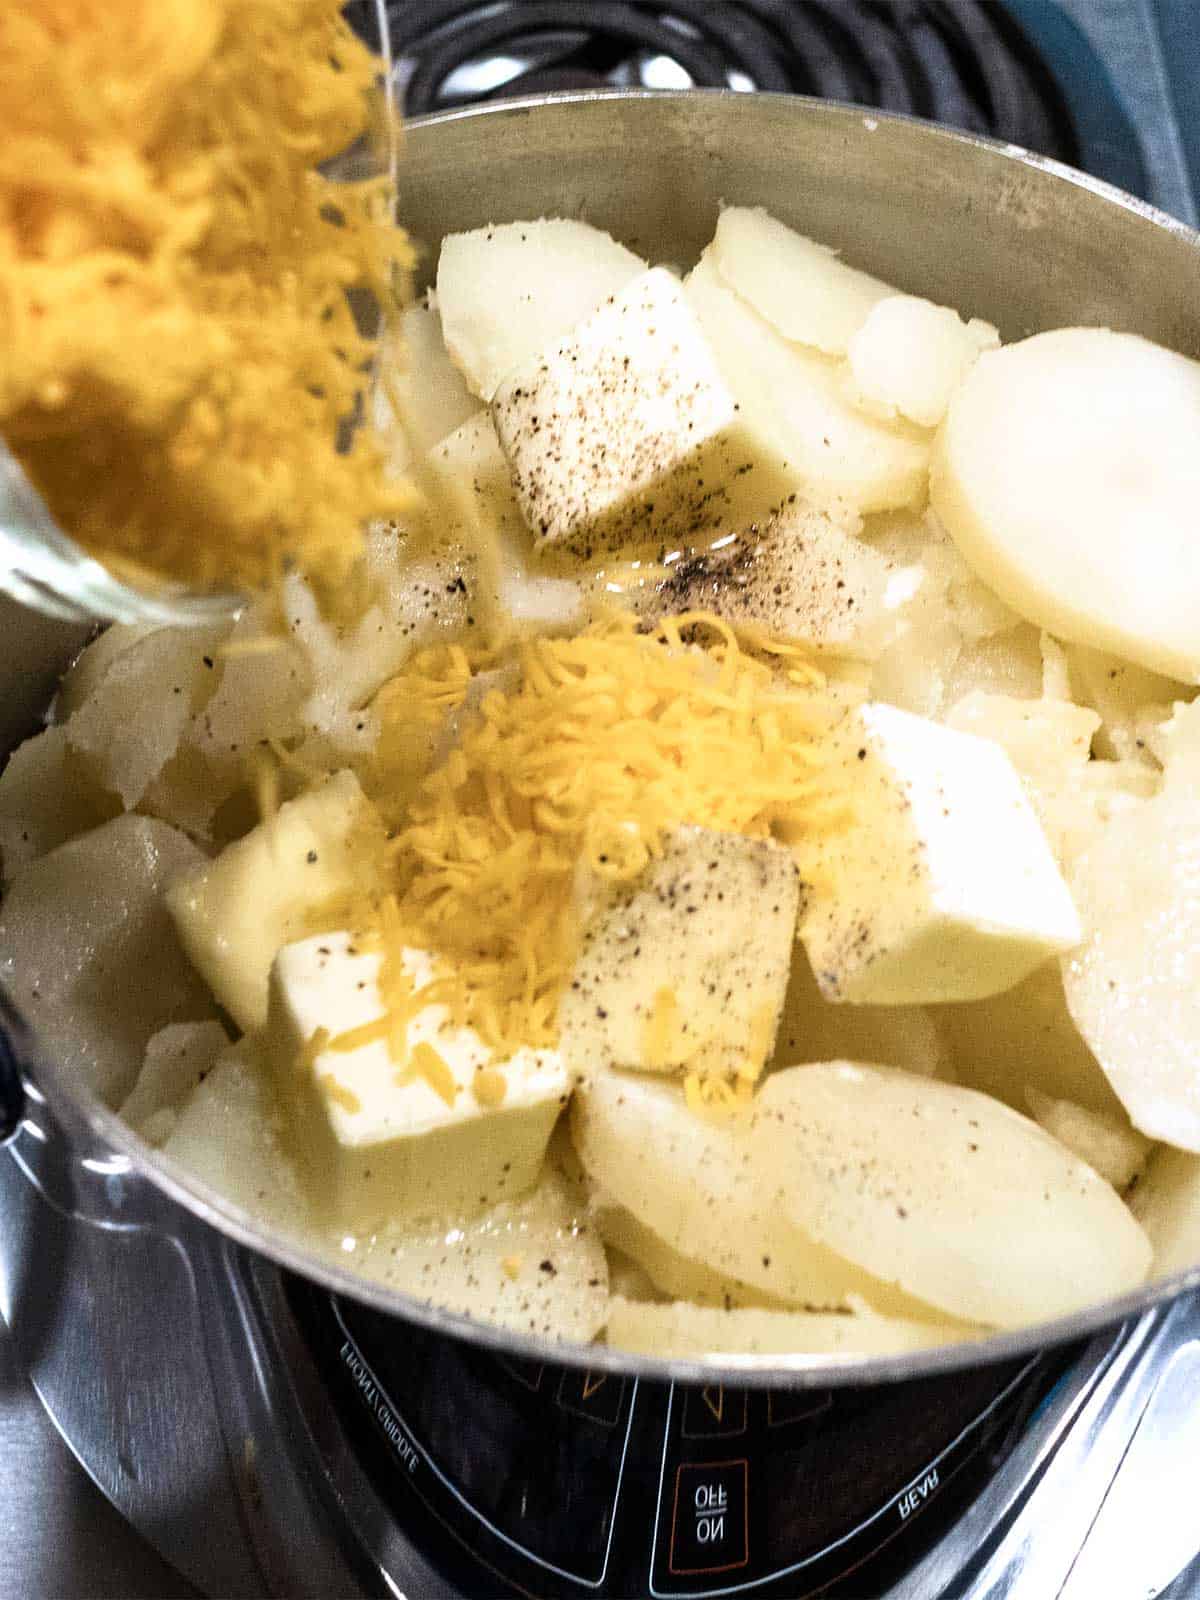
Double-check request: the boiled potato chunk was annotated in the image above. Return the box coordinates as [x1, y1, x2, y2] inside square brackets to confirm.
[593, 1199, 782, 1309]
[711, 207, 894, 355]
[938, 960, 1125, 1118]
[685, 255, 929, 517]
[166, 769, 387, 1033]
[342, 1168, 609, 1343]
[1065, 643, 1188, 764]
[373, 294, 478, 466]
[844, 296, 999, 428]
[1128, 1146, 1200, 1279]
[436, 219, 645, 400]
[605, 1298, 979, 1358]
[119, 1020, 230, 1146]
[0, 723, 119, 876]
[571, 1067, 932, 1316]
[66, 623, 229, 808]
[1063, 704, 1200, 1149]
[1024, 1088, 1150, 1192]
[932, 329, 1200, 681]
[162, 1042, 311, 1234]
[0, 815, 214, 1106]
[749, 1063, 1150, 1327]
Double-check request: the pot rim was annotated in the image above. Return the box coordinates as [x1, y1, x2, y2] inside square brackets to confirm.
[13, 87, 1200, 1389]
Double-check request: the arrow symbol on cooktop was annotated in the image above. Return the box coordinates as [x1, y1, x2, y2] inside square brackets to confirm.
[582, 1372, 606, 1401]
[702, 1386, 724, 1423]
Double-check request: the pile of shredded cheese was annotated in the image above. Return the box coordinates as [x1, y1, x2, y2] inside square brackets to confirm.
[358, 611, 841, 1062]
[0, 0, 415, 594]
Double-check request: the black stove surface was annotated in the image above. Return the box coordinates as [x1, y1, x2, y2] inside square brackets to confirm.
[347, 0, 1152, 199]
[289, 1277, 1080, 1599]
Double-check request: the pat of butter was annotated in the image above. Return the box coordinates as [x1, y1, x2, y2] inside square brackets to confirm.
[796, 702, 1082, 1004]
[558, 825, 800, 1082]
[492, 266, 794, 556]
[269, 932, 568, 1228]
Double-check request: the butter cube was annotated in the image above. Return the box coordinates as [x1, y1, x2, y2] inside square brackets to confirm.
[558, 825, 800, 1080]
[492, 267, 795, 556]
[166, 770, 386, 1033]
[269, 933, 568, 1228]
[796, 703, 1081, 1004]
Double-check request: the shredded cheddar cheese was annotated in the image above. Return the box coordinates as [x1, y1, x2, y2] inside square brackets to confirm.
[367, 610, 838, 1058]
[642, 986, 681, 1070]
[409, 1040, 458, 1107]
[0, 0, 416, 594]
[319, 1072, 362, 1115]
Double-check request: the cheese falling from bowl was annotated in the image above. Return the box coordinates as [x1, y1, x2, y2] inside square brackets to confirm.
[0, 0, 416, 595]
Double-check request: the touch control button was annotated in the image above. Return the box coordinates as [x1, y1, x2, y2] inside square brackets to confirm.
[669, 1460, 749, 1576]
[682, 1384, 747, 1439]
[557, 1369, 625, 1426]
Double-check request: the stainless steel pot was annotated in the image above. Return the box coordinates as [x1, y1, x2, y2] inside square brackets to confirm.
[4, 91, 1200, 1409]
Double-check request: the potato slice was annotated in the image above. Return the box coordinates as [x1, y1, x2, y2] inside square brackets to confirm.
[843, 296, 999, 428]
[1062, 704, 1200, 1149]
[1024, 1088, 1150, 1192]
[571, 1067, 931, 1315]
[605, 1297, 979, 1358]
[685, 255, 929, 517]
[932, 329, 1200, 681]
[436, 219, 645, 400]
[373, 294, 478, 465]
[938, 961, 1125, 1118]
[749, 1063, 1150, 1328]
[55, 622, 161, 720]
[342, 1168, 609, 1343]
[593, 1198, 783, 1309]
[710, 208, 894, 355]
[65, 624, 229, 808]
[0, 815, 213, 1105]
[0, 723, 119, 876]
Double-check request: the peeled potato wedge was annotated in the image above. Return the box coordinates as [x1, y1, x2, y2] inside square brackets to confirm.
[571, 1067, 934, 1317]
[711, 207, 894, 355]
[345, 1168, 609, 1343]
[605, 1297, 980, 1358]
[593, 1198, 783, 1310]
[843, 296, 999, 428]
[1128, 1145, 1200, 1280]
[0, 815, 214, 1106]
[748, 1062, 1150, 1328]
[436, 219, 645, 400]
[1063, 704, 1200, 1150]
[685, 254, 929, 517]
[932, 329, 1200, 681]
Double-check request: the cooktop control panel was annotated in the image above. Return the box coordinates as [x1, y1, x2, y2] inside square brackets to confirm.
[290, 1282, 1075, 1599]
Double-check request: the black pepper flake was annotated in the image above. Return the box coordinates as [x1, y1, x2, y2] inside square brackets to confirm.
[306, 850, 318, 864]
